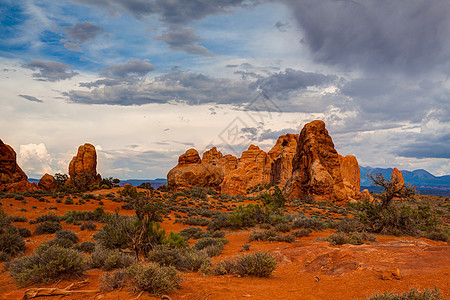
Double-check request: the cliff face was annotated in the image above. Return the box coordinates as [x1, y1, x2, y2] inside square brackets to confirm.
[167, 120, 361, 205]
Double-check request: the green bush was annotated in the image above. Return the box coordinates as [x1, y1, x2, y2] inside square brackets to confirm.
[292, 215, 327, 230]
[94, 214, 132, 249]
[177, 249, 211, 272]
[34, 213, 62, 223]
[34, 221, 62, 235]
[127, 263, 181, 295]
[193, 237, 228, 251]
[248, 230, 295, 243]
[365, 287, 444, 300]
[77, 241, 96, 253]
[7, 243, 85, 286]
[293, 228, 312, 237]
[182, 217, 211, 226]
[8, 215, 27, 222]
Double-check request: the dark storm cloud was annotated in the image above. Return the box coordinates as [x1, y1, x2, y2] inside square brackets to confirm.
[70, 0, 259, 23]
[63, 21, 104, 43]
[155, 27, 214, 56]
[67, 71, 253, 106]
[283, 0, 450, 73]
[24, 60, 78, 82]
[18, 94, 43, 103]
[100, 58, 156, 79]
[251, 68, 337, 95]
[397, 133, 450, 159]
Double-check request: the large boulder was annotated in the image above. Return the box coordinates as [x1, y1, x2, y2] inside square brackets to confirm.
[391, 167, 405, 188]
[284, 120, 349, 205]
[0, 140, 37, 192]
[68, 143, 101, 185]
[167, 149, 224, 191]
[38, 173, 55, 190]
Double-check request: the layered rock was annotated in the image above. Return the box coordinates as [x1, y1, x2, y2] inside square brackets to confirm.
[0, 140, 37, 192]
[167, 149, 224, 191]
[268, 134, 299, 188]
[221, 145, 272, 195]
[167, 120, 361, 205]
[284, 120, 349, 205]
[38, 173, 55, 190]
[68, 143, 101, 184]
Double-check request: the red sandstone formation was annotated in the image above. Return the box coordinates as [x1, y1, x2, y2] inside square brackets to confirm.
[68, 143, 101, 184]
[284, 120, 350, 205]
[391, 167, 405, 188]
[0, 140, 37, 192]
[167, 149, 224, 191]
[167, 120, 361, 205]
[221, 145, 272, 195]
[339, 154, 361, 200]
[38, 173, 55, 190]
[268, 134, 299, 188]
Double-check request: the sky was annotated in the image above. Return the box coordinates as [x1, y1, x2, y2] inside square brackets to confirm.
[1, 0, 450, 180]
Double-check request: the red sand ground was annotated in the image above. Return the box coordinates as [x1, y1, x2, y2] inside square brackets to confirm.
[0, 188, 448, 300]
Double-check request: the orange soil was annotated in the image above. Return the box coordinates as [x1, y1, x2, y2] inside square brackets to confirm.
[0, 189, 449, 300]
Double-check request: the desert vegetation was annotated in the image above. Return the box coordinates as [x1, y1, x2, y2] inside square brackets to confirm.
[0, 182, 448, 299]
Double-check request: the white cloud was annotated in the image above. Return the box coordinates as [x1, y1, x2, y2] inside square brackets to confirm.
[18, 143, 54, 177]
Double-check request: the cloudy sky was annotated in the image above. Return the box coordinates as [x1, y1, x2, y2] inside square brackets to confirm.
[1, 0, 450, 180]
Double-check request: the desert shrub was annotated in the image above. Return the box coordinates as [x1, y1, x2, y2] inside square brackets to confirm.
[89, 245, 135, 270]
[425, 228, 449, 242]
[207, 213, 230, 231]
[234, 251, 277, 277]
[7, 243, 85, 286]
[56, 229, 79, 244]
[64, 197, 74, 205]
[188, 186, 208, 200]
[166, 232, 188, 248]
[336, 218, 365, 233]
[64, 207, 106, 223]
[211, 259, 237, 275]
[275, 223, 292, 233]
[248, 230, 295, 243]
[17, 227, 32, 238]
[147, 245, 184, 268]
[177, 249, 211, 272]
[182, 217, 211, 226]
[34, 221, 62, 235]
[14, 195, 25, 201]
[292, 215, 327, 230]
[226, 204, 269, 229]
[323, 231, 376, 246]
[0, 226, 25, 257]
[127, 263, 181, 295]
[34, 213, 62, 223]
[78, 241, 96, 253]
[120, 185, 139, 199]
[94, 214, 132, 250]
[293, 228, 312, 237]
[260, 186, 286, 212]
[193, 237, 228, 251]
[0, 250, 10, 262]
[354, 201, 445, 239]
[80, 221, 97, 231]
[8, 215, 27, 222]
[365, 287, 444, 300]
[100, 268, 129, 292]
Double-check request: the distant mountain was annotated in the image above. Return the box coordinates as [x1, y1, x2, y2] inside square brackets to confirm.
[28, 178, 168, 189]
[119, 178, 167, 189]
[360, 166, 450, 188]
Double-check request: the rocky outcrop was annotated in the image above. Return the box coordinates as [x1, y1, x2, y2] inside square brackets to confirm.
[167, 149, 224, 191]
[339, 155, 361, 200]
[0, 140, 37, 192]
[167, 120, 361, 205]
[221, 145, 272, 195]
[268, 134, 299, 188]
[68, 143, 101, 184]
[284, 120, 349, 205]
[38, 173, 55, 190]
[391, 167, 405, 188]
